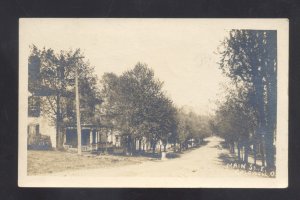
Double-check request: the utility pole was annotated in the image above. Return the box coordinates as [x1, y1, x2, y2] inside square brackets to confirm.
[75, 68, 82, 155]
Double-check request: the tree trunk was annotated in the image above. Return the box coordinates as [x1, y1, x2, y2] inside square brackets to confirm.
[139, 138, 142, 152]
[126, 135, 132, 155]
[146, 142, 149, 151]
[261, 139, 266, 167]
[131, 136, 135, 155]
[265, 132, 275, 169]
[132, 138, 135, 154]
[55, 123, 62, 150]
[241, 146, 244, 161]
[133, 137, 136, 153]
[105, 131, 108, 154]
[152, 142, 156, 155]
[55, 95, 64, 150]
[231, 141, 235, 154]
[253, 65, 268, 167]
[173, 141, 176, 153]
[253, 139, 257, 165]
[244, 139, 249, 164]
[265, 33, 277, 170]
[237, 142, 241, 161]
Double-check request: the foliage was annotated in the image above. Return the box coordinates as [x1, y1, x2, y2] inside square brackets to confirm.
[176, 108, 211, 150]
[217, 30, 277, 168]
[28, 45, 101, 149]
[100, 63, 177, 153]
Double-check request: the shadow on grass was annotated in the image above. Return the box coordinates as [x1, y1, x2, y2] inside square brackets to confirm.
[218, 152, 237, 165]
[90, 141, 210, 160]
[218, 152, 276, 178]
[166, 141, 210, 159]
[91, 149, 161, 159]
[166, 152, 181, 159]
[210, 141, 227, 149]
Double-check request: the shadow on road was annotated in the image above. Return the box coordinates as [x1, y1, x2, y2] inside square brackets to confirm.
[91, 140, 210, 161]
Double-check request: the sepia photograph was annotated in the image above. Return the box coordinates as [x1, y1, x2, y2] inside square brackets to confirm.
[18, 18, 288, 188]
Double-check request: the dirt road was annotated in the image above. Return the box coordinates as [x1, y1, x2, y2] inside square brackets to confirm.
[50, 136, 254, 178]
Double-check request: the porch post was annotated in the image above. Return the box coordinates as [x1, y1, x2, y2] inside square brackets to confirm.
[89, 129, 93, 145]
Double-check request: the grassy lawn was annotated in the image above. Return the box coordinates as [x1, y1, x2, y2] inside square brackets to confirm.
[27, 150, 152, 175]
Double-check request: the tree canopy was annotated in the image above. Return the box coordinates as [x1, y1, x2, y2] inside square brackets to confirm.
[100, 63, 178, 154]
[28, 46, 101, 149]
[217, 30, 277, 169]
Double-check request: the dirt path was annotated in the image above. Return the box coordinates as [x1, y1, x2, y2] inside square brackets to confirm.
[50, 136, 254, 178]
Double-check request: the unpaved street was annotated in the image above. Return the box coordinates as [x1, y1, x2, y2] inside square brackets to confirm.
[50, 137, 253, 178]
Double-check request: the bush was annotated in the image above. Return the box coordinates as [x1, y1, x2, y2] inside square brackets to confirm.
[28, 134, 52, 150]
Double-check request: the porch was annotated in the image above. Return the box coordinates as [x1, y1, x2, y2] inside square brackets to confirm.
[63, 125, 121, 152]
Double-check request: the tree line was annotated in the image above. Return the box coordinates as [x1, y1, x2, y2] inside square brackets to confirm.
[213, 30, 277, 171]
[28, 46, 211, 155]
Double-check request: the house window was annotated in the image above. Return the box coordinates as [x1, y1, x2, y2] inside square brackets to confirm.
[28, 96, 40, 117]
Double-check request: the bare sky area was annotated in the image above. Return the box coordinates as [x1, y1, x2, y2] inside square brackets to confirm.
[22, 19, 232, 115]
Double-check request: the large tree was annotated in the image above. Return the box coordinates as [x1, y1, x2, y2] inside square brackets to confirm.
[100, 63, 177, 155]
[218, 30, 277, 169]
[28, 46, 101, 150]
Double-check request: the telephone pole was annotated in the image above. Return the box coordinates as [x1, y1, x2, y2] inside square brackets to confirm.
[75, 68, 82, 155]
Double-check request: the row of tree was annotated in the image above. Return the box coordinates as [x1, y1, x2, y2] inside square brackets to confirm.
[175, 108, 211, 152]
[99, 63, 211, 154]
[213, 30, 277, 170]
[28, 46, 211, 154]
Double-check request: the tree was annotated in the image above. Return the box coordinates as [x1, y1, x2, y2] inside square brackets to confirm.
[176, 110, 188, 152]
[175, 108, 210, 152]
[218, 30, 277, 169]
[100, 63, 177, 155]
[28, 46, 101, 150]
[146, 94, 177, 153]
[215, 87, 257, 162]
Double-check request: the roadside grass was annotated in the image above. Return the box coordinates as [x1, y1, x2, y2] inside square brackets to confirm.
[28, 142, 208, 175]
[27, 150, 152, 175]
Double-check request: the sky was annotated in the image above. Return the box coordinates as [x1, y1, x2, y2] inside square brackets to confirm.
[21, 19, 232, 115]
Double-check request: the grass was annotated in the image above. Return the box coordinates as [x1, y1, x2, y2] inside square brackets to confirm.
[27, 144, 205, 175]
[27, 150, 153, 175]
